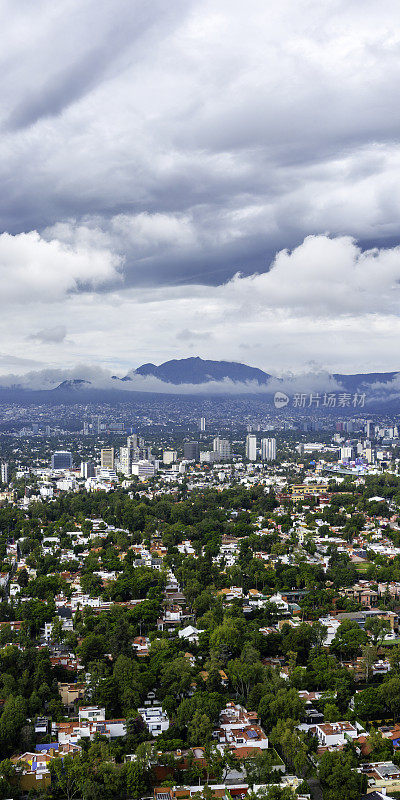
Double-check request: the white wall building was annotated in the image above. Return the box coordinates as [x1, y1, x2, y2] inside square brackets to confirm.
[138, 706, 170, 736]
[246, 434, 257, 461]
[261, 438, 276, 461]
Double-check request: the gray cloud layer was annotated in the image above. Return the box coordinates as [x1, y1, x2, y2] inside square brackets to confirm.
[0, 1, 400, 372]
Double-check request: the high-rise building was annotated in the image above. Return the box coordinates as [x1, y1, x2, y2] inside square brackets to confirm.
[101, 448, 114, 470]
[366, 420, 374, 439]
[199, 417, 206, 432]
[213, 437, 231, 460]
[183, 441, 200, 461]
[1, 462, 9, 484]
[340, 446, 354, 462]
[364, 447, 374, 464]
[261, 437, 276, 461]
[83, 421, 89, 435]
[51, 451, 73, 470]
[91, 415, 102, 434]
[245, 434, 257, 461]
[119, 446, 132, 476]
[163, 450, 177, 465]
[127, 433, 139, 449]
[81, 461, 96, 478]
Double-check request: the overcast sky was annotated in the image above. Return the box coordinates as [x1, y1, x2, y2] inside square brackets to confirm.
[1, 0, 400, 378]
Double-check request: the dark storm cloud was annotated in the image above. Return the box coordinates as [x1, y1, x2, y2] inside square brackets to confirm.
[1, 0, 400, 291]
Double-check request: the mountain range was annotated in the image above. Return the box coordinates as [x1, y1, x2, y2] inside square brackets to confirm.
[0, 357, 399, 408]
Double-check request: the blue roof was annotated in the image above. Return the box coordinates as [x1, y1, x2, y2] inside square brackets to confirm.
[35, 743, 59, 752]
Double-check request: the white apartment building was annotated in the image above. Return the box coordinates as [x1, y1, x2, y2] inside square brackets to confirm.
[246, 434, 257, 461]
[163, 450, 177, 465]
[261, 437, 276, 461]
[213, 437, 231, 460]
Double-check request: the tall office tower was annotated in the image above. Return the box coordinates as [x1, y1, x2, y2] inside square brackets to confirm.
[163, 450, 177, 465]
[213, 437, 231, 460]
[199, 417, 206, 432]
[261, 437, 276, 461]
[183, 441, 200, 461]
[365, 447, 374, 464]
[81, 461, 96, 479]
[245, 434, 257, 461]
[83, 421, 89, 435]
[51, 451, 73, 470]
[101, 447, 115, 470]
[0, 462, 9, 484]
[366, 420, 374, 439]
[345, 421, 354, 433]
[127, 434, 138, 449]
[119, 447, 132, 476]
[45, 425, 51, 436]
[91, 415, 103, 434]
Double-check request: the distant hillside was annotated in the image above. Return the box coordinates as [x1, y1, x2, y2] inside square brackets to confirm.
[133, 356, 271, 384]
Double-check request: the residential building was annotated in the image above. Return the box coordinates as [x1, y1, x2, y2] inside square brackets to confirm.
[80, 461, 95, 479]
[246, 434, 257, 461]
[261, 437, 276, 461]
[315, 721, 359, 747]
[101, 448, 114, 470]
[0, 462, 9, 484]
[138, 706, 170, 736]
[163, 450, 177, 465]
[213, 437, 231, 460]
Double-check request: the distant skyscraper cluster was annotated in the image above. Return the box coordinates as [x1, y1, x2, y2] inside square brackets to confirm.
[246, 434, 276, 461]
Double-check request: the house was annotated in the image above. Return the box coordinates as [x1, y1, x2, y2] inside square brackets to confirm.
[132, 636, 150, 656]
[219, 702, 259, 731]
[218, 724, 269, 751]
[58, 682, 86, 707]
[11, 744, 81, 792]
[178, 625, 204, 644]
[359, 762, 400, 794]
[34, 717, 50, 735]
[138, 705, 170, 736]
[56, 716, 127, 745]
[315, 721, 359, 748]
[216, 702, 268, 749]
[79, 706, 105, 723]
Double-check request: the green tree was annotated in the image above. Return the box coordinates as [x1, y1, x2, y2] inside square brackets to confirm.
[125, 760, 149, 799]
[318, 750, 364, 800]
[188, 712, 213, 746]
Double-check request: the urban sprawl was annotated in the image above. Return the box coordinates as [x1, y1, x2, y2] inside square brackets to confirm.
[1, 404, 400, 800]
